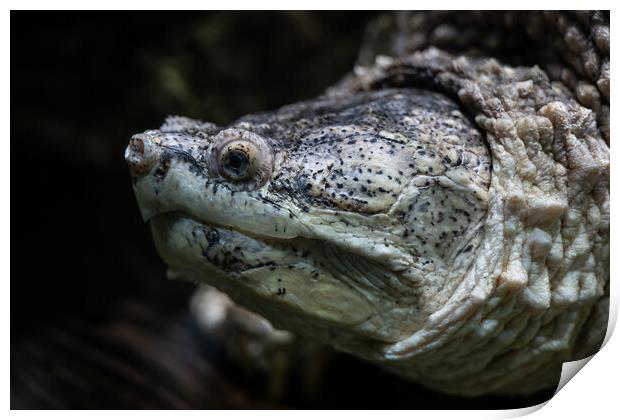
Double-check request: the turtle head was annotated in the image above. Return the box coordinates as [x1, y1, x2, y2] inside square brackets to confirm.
[125, 89, 491, 354]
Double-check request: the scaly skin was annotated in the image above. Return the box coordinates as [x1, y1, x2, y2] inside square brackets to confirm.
[126, 11, 609, 395]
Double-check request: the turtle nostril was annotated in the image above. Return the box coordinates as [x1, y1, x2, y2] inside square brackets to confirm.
[130, 137, 145, 155]
[125, 135, 158, 178]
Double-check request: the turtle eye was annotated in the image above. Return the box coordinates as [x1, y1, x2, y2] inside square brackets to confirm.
[210, 129, 273, 190]
[221, 147, 252, 180]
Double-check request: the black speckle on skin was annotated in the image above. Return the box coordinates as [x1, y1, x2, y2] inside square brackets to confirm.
[204, 228, 220, 247]
[154, 157, 171, 181]
[153, 89, 490, 278]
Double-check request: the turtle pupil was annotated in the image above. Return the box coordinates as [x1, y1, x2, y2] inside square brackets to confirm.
[229, 153, 242, 168]
[223, 150, 249, 178]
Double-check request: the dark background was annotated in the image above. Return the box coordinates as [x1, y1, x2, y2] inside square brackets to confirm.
[11, 11, 554, 409]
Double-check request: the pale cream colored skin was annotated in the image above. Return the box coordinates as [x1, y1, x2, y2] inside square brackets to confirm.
[130, 129, 488, 355]
[336, 51, 609, 394]
[127, 49, 609, 395]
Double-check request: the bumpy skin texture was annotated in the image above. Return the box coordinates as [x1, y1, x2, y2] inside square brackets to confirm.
[126, 11, 609, 395]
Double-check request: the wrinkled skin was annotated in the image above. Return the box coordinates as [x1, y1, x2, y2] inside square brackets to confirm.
[127, 89, 490, 346]
[126, 11, 609, 395]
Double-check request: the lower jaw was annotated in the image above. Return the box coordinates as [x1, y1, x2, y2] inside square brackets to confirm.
[148, 213, 262, 304]
[149, 211, 300, 276]
[148, 212, 383, 337]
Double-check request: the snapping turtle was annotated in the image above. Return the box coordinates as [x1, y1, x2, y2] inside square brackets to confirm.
[125, 11, 609, 395]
